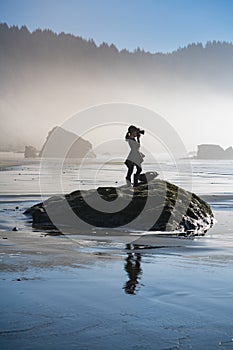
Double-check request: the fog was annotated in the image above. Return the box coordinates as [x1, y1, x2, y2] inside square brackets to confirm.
[1, 78, 232, 154]
[1, 25, 233, 154]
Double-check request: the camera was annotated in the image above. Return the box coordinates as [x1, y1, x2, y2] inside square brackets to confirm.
[136, 128, 145, 137]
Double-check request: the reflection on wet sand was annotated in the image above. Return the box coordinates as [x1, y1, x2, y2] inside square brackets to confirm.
[123, 252, 142, 295]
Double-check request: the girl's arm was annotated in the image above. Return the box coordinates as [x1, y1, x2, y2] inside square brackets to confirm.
[128, 138, 140, 150]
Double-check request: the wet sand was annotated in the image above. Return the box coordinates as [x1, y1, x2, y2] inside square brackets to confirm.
[0, 229, 123, 271]
[1, 219, 233, 350]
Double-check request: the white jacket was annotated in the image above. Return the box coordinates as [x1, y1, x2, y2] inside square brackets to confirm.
[125, 138, 144, 166]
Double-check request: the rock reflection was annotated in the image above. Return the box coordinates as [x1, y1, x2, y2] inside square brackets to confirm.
[123, 251, 142, 295]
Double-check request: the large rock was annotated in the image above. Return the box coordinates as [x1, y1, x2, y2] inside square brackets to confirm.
[39, 126, 95, 158]
[24, 174, 214, 236]
[196, 144, 233, 159]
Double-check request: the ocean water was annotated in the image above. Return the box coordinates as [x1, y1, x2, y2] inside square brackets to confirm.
[1, 156, 233, 349]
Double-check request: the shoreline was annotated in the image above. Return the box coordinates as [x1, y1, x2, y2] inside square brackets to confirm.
[0, 158, 40, 171]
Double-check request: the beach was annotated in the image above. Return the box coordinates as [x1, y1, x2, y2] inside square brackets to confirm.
[0, 152, 40, 171]
[1, 154, 233, 349]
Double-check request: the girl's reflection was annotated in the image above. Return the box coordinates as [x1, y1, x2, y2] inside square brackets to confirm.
[123, 252, 142, 295]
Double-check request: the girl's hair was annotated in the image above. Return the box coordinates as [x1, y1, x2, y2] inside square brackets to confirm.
[125, 125, 138, 140]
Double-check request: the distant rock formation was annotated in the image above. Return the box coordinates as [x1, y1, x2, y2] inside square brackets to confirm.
[196, 144, 233, 159]
[39, 126, 95, 158]
[24, 174, 214, 236]
[24, 145, 38, 158]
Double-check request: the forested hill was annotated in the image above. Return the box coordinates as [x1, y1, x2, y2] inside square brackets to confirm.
[0, 23, 233, 150]
[1, 23, 233, 90]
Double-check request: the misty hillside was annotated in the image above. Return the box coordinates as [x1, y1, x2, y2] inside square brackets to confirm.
[1, 23, 233, 151]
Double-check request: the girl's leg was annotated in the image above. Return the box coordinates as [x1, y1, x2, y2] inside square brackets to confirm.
[125, 161, 134, 185]
[133, 165, 142, 187]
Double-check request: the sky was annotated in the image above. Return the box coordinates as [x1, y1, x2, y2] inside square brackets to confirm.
[1, 0, 233, 53]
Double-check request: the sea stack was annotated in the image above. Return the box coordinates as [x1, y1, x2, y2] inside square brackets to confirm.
[196, 144, 233, 160]
[39, 126, 95, 159]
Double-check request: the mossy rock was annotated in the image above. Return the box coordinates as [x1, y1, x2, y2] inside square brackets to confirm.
[24, 178, 214, 236]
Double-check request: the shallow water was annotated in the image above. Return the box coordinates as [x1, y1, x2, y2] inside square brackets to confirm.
[1, 156, 233, 349]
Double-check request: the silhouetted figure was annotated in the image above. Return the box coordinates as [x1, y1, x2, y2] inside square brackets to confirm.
[124, 125, 145, 187]
[123, 252, 142, 295]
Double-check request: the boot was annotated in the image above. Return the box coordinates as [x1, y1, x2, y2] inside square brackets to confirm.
[125, 177, 132, 187]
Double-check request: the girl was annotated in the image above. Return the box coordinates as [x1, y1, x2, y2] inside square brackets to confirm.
[124, 125, 145, 187]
